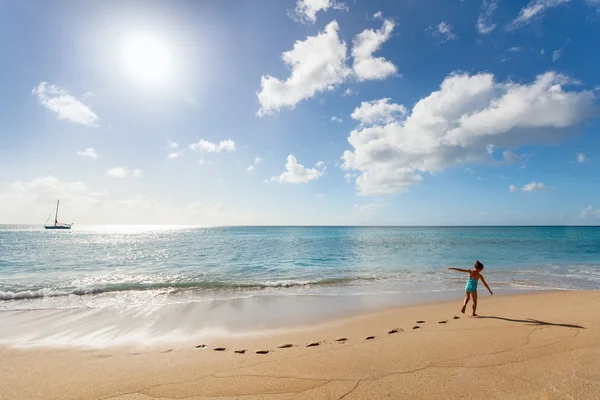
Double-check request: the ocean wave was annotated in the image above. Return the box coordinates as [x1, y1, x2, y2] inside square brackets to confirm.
[0, 277, 367, 301]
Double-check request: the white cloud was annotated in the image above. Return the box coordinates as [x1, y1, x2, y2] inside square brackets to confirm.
[77, 148, 98, 160]
[289, 0, 348, 25]
[508, 47, 522, 52]
[107, 167, 143, 178]
[552, 49, 562, 61]
[341, 71, 596, 196]
[373, 11, 383, 19]
[0, 176, 263, 225]
[351, 98, 407, 126]
[509, 0, 570, 29]
[431, 22, 458, 42]
[257, 21, 350, 115]
[0, 176, 108, 223]
[576, 153, 588, 163]
[522, 181, 547, 192]
[167, 152, 183, 159]
[509, 184, 518, 193]
[581, 205, 600, 219]
[198, 159, 216, 166]
[344, 173, 357, 182]
[32, 82, 98, 127]
[503, 150, 522, 164]
[268, 155, 325, 184]
[552, 39, 570, 62]
[351, 199, 384, 222]
[486, 144, 495, 154]
[477, 0, 498, 34]
[351, 19, 397, 81]
[189, 139, 236, 153]
[167, 140, 179, 149]
[331, 116, 343, 123]
[541, 49, 546, 55]
[343, 88, 358, 97]
[246, 156, 263, 172]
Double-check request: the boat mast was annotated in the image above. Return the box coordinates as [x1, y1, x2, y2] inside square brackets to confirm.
[55, 199, 60, 225]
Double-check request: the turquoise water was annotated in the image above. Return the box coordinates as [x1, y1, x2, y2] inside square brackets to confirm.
[1, 225, 599, 311]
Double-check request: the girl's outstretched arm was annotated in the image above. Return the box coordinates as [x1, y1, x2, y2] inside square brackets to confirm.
[481, 276, 493, 295]
[447, 268, 470, 273]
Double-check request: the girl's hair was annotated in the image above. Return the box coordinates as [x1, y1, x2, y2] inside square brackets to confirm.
[474, 260, 484, 270]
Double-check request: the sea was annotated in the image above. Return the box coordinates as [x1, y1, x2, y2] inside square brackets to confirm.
[1, 225, 599, 347]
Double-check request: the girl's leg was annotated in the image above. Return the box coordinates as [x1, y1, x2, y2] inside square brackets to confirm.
[461, 291, 470, 313]
[471, 291, 478, 316]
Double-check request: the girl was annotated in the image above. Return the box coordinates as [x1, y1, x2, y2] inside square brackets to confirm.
[447, 261, 493, 316]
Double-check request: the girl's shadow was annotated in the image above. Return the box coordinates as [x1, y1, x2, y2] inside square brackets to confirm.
[478, 316, 585, 329]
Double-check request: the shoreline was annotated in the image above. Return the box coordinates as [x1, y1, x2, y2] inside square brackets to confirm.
[0, 287, 545, 349]
[2, 291, 599, 399]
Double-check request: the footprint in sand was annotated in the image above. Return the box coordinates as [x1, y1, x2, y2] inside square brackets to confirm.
[195, 344, 206, 349]
[335, 338, 348, 342]
[278, 344, 293, 348]
[234, 350, 246, 354]
[416, 320, 425, 323]
[214, 347, 226, 352]
[438, 320, 448, 324]
[256, 350, 269, 354]
[412, 326, 420, 329]
[366, 336, 375, 340]
[306, 342, 320, 347]
[453, 316, 460, 319]
[388, 328, 400, 334]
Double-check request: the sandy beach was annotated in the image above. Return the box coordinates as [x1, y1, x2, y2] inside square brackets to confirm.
[1, 290, 599, 399]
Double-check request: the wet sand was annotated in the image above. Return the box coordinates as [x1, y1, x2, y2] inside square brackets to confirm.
[1, 291, 599, 399]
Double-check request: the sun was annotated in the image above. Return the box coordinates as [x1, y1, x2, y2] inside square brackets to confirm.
[122, 34, 172, 84]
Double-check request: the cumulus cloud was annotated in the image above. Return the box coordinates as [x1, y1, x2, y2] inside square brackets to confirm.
[477, 0, 498, 34]
[431, 22, 457, 42]
[351, 98, 407, 126]
[351, 19, 397, 81]
[343, 88, 358, 97]
[268, 155, 325, 184]
[32, 82, 98, 126]
[341, 71, 596, 196]
[576, 153, 588, 163]
[107, 167, 143, 178]
[167, 140, 179, 149]
[289, 0, 348, 25]
[331, 116, 343, 123]
[167, 152, 183, 159]
[509, 0, 570, 29]
[581, 205, 600, 219]
[522, 181, 547, 192]
[189, 139, 236, 153]
[509, 184, 518, 193]
[77, 148, 98, 160]
[257, 21, 350, 115]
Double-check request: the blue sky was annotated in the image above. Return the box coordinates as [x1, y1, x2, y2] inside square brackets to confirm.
[1, 0, 599, 225]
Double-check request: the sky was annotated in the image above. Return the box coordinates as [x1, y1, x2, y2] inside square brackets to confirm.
[1, 0, 600, 225]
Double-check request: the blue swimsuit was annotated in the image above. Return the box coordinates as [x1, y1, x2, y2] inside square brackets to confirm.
[465, 277, 478, 293]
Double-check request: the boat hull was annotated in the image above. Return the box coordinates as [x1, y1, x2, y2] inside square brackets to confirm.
[44, 225, 71, 230]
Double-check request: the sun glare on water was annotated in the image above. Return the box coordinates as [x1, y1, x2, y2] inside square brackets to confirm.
[122, 34, 172, 85]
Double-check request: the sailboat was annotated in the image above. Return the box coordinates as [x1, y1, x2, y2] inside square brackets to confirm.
[44, 199, 72, 230]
